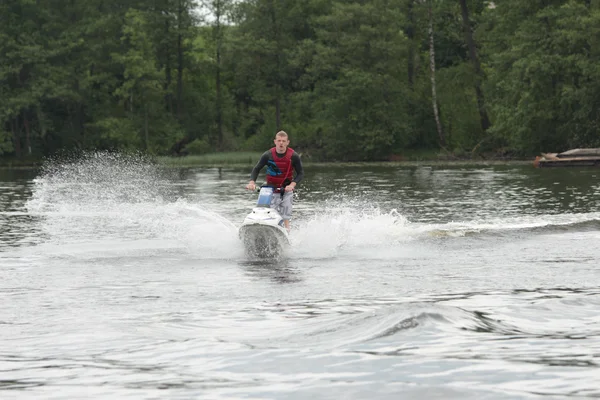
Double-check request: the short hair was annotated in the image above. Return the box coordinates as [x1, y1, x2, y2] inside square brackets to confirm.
[276, 130, 288, 139]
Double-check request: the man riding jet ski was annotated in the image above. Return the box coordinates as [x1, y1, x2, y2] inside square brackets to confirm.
[240, 130, 304, 257]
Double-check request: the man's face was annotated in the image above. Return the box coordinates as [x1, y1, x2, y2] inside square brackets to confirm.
[274, 136, 289, 153]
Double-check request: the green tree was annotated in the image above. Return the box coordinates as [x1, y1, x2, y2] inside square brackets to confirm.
[0, 0, 51, 157]
[308, 0, 410, 160]
[111, 9, 168, 151]
[459, 0, 490, 135]
[482, 0, 600, 153]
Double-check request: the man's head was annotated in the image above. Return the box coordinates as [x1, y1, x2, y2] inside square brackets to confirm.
[274, 131, 290, 153]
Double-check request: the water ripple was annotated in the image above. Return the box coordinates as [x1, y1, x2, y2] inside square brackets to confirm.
[2, 163, 600, 399]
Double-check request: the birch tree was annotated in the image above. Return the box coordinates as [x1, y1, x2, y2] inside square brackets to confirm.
[427, 0, 445, 146]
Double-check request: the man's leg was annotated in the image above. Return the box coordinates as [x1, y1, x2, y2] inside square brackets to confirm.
[280, 192, 293, 231]
[272, 191, 293, 231]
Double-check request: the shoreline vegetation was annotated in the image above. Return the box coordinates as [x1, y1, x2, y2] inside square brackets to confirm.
[0, 151, 534, 170]
[4, 3, 600, 165]
[156, 152, 535, 168]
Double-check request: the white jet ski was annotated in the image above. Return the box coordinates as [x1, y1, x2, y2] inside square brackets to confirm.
[239, 186, 290, 258]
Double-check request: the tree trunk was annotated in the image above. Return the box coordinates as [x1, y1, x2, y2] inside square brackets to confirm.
[23, 113, 32, 155]
[459, 0, 490, 133]
[11, 118, 22, 158]
[270, 0, 281, 130]
[215, 0, 223, 149]
[36, 106, 47, 152]
[428, 2, 445, 146]
[79, 102, 85, 147]
[144, 103, 149, 150]
[406, 0, 415, 87]
[164, 17, 173, 113]
[275, 95, 281, 131]
[176, 0, 184, 119]
[73, 78, 85, 146]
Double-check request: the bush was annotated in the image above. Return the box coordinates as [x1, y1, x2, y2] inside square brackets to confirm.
[184, 138, 212, 155]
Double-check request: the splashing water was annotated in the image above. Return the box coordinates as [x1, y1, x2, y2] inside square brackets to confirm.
[290, 207, 412, 258]
[4, 163, 600, 399]
[25, 151, 242, 258]
[28, 151, 174, 209]
[22, 153, 600, 261]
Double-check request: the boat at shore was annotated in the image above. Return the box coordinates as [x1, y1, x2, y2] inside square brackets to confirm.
[534, 148, 600, 168]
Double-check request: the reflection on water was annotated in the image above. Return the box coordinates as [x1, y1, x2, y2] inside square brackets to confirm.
[239, 259, 303, 284]
[0, 169, 40, 250]
[1, 161, 600, 399]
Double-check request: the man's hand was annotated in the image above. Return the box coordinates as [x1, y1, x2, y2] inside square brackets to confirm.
[285, 182, 296, 192]
[246, 181, 256, 191]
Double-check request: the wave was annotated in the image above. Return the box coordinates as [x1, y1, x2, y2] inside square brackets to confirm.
[20, 151, 600, 260]
[231, 288, 600, 351]
[419, 213, 600, 238]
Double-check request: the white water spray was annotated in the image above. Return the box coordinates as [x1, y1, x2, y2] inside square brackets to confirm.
[26, 152, 242, 259]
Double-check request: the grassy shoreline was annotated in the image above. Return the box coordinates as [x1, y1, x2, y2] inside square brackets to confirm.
[155, 152, 534, 168]
[1, 151, 535, 169]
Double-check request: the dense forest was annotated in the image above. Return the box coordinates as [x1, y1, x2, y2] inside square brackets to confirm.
[1, 0, 600, 162]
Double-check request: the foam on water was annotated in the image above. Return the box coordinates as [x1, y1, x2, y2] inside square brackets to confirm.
[21, 152, 600, 262]
[413, 211, 600, 238]
[25, 152, 243, 259]
[290, 208, 413, 258]
[288, 201, 600, 259]
[22, 153, 421, 261]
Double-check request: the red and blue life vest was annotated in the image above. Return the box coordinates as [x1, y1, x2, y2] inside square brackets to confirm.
[265, 147, 294, 188]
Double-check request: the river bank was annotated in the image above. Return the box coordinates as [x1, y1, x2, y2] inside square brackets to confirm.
[1, 151, 535, 170]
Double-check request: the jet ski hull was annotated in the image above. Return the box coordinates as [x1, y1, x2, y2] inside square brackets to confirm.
[240, 187, 290, 258]
[239, 223, 289, 258]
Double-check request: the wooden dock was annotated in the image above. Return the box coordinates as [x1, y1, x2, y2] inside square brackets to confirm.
[534, 148, 600, 168]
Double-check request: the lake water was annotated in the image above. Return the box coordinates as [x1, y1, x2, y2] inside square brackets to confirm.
[1, 154, 600, 399]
